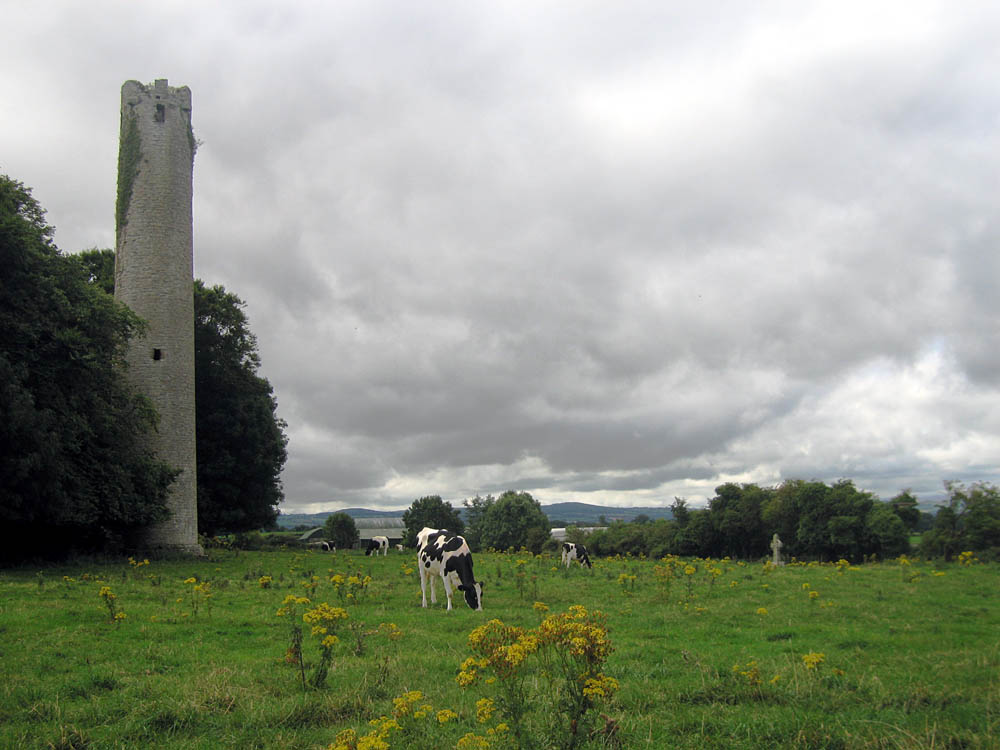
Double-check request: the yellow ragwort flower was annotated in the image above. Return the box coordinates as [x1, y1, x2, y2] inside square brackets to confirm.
[456, 733, 490, 750]
[476, 697, 494, 723]
[802, 652, 825, 670]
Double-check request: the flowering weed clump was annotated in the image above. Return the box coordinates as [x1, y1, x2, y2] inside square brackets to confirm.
[276, 594, 310, 688]
[616, 572, 636, 596]
[329, 572, 372, 604]
[98, 586, 126, 624]
[732, 660, 762, 691]
[183, 577, 212, 617]
[302, 602, 349, 688]
[683, 564, 697, 599]
[653, 557, 675, 600]
[127, 557, 150, 580]
[458, 604, 616, 750]
[302, 574, 320, 597]
[327, 689, 472, 750]
[801, 651, 825, 671]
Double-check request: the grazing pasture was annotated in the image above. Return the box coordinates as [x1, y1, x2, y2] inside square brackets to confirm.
[0, 548, 997, 749]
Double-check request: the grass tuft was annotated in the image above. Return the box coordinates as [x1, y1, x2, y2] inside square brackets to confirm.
[47, 725, 90, 750]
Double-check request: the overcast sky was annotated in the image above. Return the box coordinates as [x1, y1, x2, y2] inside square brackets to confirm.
[4, 1, 999, 513]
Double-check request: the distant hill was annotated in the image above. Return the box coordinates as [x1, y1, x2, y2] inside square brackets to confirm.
[275, 508, 403, 529]
[541, 502, 673, 525]
[276, 502, 672, 529]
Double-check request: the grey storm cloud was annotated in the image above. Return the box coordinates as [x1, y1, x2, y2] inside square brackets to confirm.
[3, 0, 999, 513]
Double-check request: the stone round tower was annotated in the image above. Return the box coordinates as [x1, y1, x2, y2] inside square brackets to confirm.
[114, 79, 202, 554]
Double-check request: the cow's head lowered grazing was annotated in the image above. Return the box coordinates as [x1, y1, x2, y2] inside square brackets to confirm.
[417, 527, 483, 611]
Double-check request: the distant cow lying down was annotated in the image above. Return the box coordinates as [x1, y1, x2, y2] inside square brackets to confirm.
[365, 536, 389, 556]
[417, 527, 483, 611]
[561, 542, 592, 569]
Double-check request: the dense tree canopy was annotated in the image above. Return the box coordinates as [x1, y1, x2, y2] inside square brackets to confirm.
[461, 494, 494, 552]
[468, 490, 551, 554]
[323, 512, 359, 549]
[585, 479, 911, 562]
[401, 495, 464, 547]
[889, 490, 921, 531]
[919, 482, 1000, 560]
[709, 482, 769, 559]
[193, 280, 288, 535]
[451, 476, 987, 562]
[0, 176, 175, 559]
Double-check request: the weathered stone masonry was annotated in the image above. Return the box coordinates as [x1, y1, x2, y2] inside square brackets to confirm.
[114, 79, 201, 553]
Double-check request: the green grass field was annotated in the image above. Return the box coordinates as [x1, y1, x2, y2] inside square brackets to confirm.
[1, 548, 997, 749]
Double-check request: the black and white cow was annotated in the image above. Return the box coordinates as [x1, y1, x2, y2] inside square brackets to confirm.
[561, 542, 592, 569]
[321, 541, 336, 552]
[417, 527, 483, 611]
[365, 536, 389, 556]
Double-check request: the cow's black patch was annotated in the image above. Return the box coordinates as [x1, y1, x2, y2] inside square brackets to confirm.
[444, 552, 467, 576]
[442, 535, 464, 553]
[422, 537, 446, 563]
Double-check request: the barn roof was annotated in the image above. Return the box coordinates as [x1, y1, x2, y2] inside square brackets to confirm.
[550, 527, 604, 541]
[354, 517, 405, 539]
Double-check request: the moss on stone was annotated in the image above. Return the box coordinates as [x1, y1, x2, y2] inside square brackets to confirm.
[116, 109, 142, 243]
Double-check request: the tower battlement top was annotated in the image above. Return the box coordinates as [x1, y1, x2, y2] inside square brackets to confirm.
[122, 79, 191, 109]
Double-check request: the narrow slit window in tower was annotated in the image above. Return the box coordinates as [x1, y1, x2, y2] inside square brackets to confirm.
[155, 104, 165, 122]
[153, 348, 163, 361]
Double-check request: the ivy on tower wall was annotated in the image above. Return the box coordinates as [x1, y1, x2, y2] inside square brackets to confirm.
[116, 109, 141, 243]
